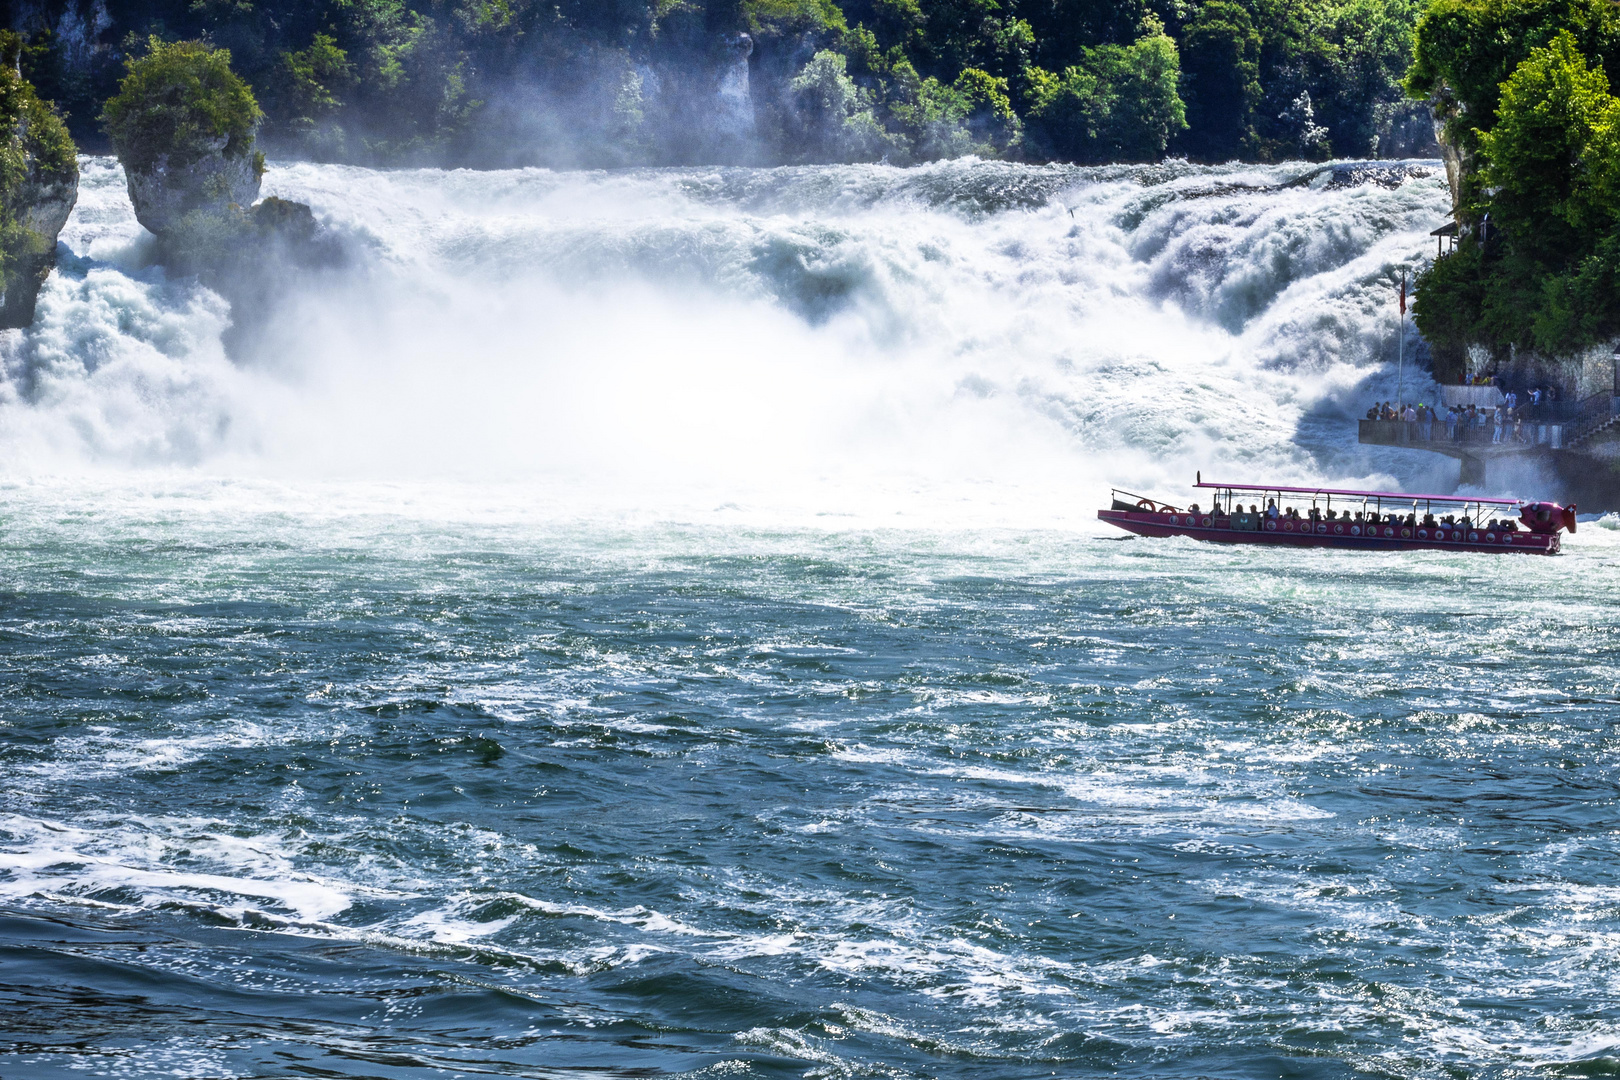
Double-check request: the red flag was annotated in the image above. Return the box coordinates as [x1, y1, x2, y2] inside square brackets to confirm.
[1399, 273, 1407, 316]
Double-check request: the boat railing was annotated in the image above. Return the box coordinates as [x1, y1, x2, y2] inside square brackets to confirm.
[1110, 488, 1182, 513]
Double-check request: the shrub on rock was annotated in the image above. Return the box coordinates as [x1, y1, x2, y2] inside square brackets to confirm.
[101, 38, 265, 235]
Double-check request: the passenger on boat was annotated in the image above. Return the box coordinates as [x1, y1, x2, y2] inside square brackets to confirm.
[1265, 500, 1279, 519]
[1423, 512, 1437, 527]
[1189, 503, 1200, 516]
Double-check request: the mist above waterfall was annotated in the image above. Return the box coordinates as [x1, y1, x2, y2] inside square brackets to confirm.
[0, 156, 1453, 524]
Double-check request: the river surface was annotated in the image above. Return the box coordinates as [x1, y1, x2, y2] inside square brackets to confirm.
[4, 158, 1619, 1079]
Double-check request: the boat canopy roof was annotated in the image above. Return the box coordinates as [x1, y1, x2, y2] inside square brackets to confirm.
[1194, 479, 1521, 506]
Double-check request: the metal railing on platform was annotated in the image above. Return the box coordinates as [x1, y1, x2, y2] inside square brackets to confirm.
[1358, 418, 1567, 450]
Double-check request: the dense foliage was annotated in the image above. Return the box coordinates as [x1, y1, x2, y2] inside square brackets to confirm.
[101, 39, 264, 175]
[1408, 0, 1620, 359]
[13, 0, 1429, 168]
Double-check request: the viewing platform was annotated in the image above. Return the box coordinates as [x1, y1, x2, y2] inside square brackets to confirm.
[1359, 393, 1620, 484]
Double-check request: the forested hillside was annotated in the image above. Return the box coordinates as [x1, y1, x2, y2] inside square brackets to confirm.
[9, 0, 1431, 168]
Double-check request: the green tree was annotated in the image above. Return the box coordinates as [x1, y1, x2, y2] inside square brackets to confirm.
[272, 32, 357, 156]
[1478, 31, 1620, 260]
[952, 66, 1021, 150]
[1026, 24, 1186, 163]
[1406, 0, 1619, 155]
[101, 38, 264, 175]
[1178, 1, 1262, 160]
[789, 49, 898, 161]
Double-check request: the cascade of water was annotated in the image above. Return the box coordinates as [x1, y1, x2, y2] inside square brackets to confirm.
[0, 156, 1452, 521]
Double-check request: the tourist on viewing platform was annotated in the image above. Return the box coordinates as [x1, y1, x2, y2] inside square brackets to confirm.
[1366, 404, 1378, 420]
[1531, 387, 1543, 406]
[1446, 406, 1459, 440]
[1420, 404, 1433, 439]
[1514, 415, 1525, 443]
[1493, 406, 1505, 444]
[1403, 404, 1417, 423]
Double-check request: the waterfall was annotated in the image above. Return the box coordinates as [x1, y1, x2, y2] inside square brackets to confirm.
[0, 156, 1452, 522]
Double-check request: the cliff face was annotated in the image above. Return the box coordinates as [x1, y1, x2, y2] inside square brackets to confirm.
[0, 43, 79, 330]
[0, 171, 76, 328]
[122, 136, 260, 234]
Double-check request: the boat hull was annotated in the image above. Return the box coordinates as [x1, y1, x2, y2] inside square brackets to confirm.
[1098, 509, 1560, 554]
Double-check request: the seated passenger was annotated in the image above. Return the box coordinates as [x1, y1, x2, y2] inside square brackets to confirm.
[1405, 514, 1417, 527]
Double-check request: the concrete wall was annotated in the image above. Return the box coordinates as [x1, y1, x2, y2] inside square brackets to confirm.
[1492, 342, 1617, 401]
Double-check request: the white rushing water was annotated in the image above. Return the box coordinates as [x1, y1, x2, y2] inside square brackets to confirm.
[0, 156, 1455, 525]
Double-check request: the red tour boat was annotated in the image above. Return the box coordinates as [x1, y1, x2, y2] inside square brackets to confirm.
[1100, 475, 1577, 554]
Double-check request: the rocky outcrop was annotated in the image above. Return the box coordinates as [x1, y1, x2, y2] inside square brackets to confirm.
[124, 137, 260, 235]
[1428, 101, 1469, 215]
[0, 36, 79, 329]
[102, 38, 265, 236]
[0, 172, 76, 329]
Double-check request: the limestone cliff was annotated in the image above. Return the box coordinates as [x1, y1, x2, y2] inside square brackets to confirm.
[0, 35, 78, 330]
[121, 140, 259, 235]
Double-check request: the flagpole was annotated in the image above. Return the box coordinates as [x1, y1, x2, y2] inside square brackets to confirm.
[1397, 272, 1406, 408]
